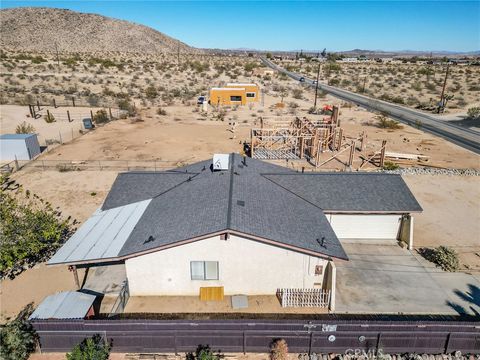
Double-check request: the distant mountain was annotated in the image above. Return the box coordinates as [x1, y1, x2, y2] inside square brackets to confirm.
[0, 7, 198, 54]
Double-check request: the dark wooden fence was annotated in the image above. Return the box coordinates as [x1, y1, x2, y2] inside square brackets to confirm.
[32, 319, 480, 354]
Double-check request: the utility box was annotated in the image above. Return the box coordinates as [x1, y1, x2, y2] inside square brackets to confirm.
[83, 118, 94, 129]
[0, 133, 41, 161]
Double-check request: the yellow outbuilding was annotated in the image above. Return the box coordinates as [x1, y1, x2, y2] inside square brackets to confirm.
[209, 83, 260, 106]
[225, 83, 259, 103]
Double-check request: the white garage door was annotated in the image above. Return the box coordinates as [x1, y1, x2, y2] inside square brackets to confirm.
[327, 214, 402, 240]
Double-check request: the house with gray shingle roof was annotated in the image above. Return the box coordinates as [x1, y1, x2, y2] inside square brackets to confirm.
[48, 153, 421, 311]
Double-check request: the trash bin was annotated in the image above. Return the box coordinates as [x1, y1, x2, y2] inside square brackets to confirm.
[82, 118, 94, 129]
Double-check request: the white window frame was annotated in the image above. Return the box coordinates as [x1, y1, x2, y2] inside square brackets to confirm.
[190, 261, 219, 280]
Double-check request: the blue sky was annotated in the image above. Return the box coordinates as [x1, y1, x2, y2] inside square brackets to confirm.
[2, 1, 479, 52]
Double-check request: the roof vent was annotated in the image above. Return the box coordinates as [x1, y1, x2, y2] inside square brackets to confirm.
[213, 154, 230, 171]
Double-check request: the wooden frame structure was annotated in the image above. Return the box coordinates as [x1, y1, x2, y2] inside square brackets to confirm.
[250, 106, 342, 166]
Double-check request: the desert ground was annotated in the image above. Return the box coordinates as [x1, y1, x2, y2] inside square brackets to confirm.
[273, 58, 480, 114]
[1, 52, 479, 323]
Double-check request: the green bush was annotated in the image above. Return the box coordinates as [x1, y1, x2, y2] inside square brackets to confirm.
[15, 121, 36, 134]
[0, 304, 38, 360]
[186, 345, 224, 360]
[145, 85, 158, 99]
[66, 334, 110, 360]
[382, 161, 399, 170]
[44, 113, 55, 123]
[0, 176, 74, 278]
[375, 113, 403, 129]
[93, 109, 109, 124]
[467, 106, 480, 120]
[420, 246, 460, 272]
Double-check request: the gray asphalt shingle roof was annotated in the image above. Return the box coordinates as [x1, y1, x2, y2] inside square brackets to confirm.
[50, 153, 422, 264]
[263, 173, 423, 213]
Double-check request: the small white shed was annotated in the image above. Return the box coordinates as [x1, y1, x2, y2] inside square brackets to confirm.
[0, 133, 41, 161]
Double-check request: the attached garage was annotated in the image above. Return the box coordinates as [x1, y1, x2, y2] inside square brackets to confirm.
[326, 214, 403, 241]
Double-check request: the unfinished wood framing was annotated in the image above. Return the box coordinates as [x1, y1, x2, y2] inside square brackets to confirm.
[250, 107, 342, 165]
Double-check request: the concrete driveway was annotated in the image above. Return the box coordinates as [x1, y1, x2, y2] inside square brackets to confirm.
[335, 243, 480, 315]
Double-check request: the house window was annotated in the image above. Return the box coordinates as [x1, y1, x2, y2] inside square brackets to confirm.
[230, 95, 242, 102]
[191, 261, 219, 280]
[246, 92, 256, 98]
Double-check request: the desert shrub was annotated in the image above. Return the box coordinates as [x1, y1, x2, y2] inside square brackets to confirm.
[157, 107, 167, 116]
[244, 62, 257, 72]
[382, 161, 399, 170]
[93, 109, 109, 124]
[0, 304, 38, 360]
[375, 113, 403, 129]
[66, 334, 110, 360]
[467, 107, 480, 120]
[44, 113, 55, 123]
[145, 85, 158, 99]
[87, 94, 100, 107]
[117, 99, 136, 116]
[292, 88, 303, 99]
[270, 339, 288, 360]
[15, 121, 36, 134]
[420, 246, 459, 272]
[186, 345, 223, 360]
[0, 176, 74, 278]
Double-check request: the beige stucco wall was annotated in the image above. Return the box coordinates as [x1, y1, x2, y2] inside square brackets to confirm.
[125, 234, 328, 296]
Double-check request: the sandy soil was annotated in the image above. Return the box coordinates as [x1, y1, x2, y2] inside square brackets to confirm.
[0, 104, 105, 146]
[0, 264, 85, 322]
[124, 295, 327, 314]
[404, 175, 480, 272]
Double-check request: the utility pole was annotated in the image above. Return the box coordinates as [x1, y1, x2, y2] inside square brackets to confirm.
[313, 62, 321, 109]
[362, 76, 367, 93]
[438, 62, 450, 113]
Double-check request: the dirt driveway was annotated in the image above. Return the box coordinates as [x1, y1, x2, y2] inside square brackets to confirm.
[335, 243, 480, 315]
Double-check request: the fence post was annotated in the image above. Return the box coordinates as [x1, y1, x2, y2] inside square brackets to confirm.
[53, 98, 57, 108]
[444, 332, 451, 354]
[37, 100, 40, 111]
[28, 104, 33, 117]
[59, 131, 63, 144]
[90, 110, 94, 121]
[72, 97, 76, 107]
[47, 109, 51, 122]
[109, 107, 113, 120]
[67, 110, 71, 122]
[174, 331, 178, 355]
[14, 155, 19, 171]
[243, 331, 246, 354]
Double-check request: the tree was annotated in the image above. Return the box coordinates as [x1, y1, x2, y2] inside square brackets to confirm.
[0, 176, 74, 278]
[0, 304, 38, 360]
[66, 334, 110, 360]
[467, 107, 480, 120]
[266, 52, 272, 60]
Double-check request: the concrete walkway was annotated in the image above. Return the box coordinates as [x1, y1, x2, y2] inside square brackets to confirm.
[335, 243, 480, 315]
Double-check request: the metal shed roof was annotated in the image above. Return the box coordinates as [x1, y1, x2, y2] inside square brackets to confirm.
[0, 133, 36, 140]
[29, 291, 96, 320]
[48, 199, 151, 265]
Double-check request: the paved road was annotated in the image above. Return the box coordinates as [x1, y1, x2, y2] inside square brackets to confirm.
[261, 58, 480, 154]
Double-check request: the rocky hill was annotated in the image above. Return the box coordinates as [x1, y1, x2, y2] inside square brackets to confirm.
[0, 7, 197, 54]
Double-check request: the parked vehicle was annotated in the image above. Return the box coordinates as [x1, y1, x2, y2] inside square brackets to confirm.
[197, 96, 206, 105]
[299, 77, 305, 82]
